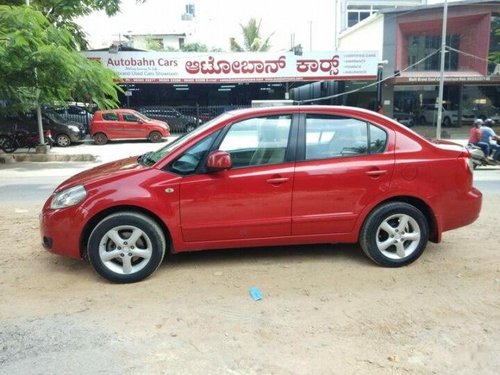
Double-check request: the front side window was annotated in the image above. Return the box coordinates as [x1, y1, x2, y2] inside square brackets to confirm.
[123, 113, 139, 122]
[169, 130, 221, 175]
[218, 115, 292, 168]
[304, 114, 386, 160]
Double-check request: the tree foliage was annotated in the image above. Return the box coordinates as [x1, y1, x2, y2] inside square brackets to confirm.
[230, 18, 273, 52]
[489, 16, 500, 65]
[0, 0, 142, 49]
[0, 5, 121, 111]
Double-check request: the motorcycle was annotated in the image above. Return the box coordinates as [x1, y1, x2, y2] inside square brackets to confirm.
[466, 143, 499, 169]
[1, 129, 54, 153]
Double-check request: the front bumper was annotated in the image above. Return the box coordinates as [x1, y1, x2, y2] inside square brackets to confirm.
[40, 203, 89, 260]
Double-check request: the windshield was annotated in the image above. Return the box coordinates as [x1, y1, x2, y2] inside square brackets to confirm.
[134, 111, 151, 122]
[139, 113, 229, 166]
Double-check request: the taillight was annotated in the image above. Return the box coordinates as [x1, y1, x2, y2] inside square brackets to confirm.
[459, 148, 473, 173]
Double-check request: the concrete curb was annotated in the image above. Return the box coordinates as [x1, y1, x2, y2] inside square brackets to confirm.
[0, 153, 97, 164]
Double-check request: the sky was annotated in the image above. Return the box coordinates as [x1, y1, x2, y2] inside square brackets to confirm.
[76, 0, 459, 52]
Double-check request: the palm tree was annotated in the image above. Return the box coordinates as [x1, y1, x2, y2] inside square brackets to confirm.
[230, 18, 274, 52]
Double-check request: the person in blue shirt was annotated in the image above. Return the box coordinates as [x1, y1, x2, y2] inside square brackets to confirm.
[480, 118, 500, 161]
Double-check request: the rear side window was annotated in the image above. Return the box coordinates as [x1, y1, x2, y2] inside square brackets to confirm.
[304, 114, 387, 160]
[102, 112, 118, 121]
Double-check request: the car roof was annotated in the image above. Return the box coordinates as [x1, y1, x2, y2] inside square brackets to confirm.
[225, 105, 385, 118]
[97, 109, 138, 114]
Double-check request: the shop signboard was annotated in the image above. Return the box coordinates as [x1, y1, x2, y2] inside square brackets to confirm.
[83, 51, 378, 83]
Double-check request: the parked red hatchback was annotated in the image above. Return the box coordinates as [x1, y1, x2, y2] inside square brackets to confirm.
[90, 109, 170, 144]
[41, 106, 482, 283]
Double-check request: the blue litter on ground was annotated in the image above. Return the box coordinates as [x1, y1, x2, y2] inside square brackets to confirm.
[249, 287, 263, 301]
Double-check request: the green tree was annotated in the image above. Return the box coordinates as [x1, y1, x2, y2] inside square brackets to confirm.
[0, 5, 121, 112]
[0, 0, 142, 49]
[182, 42, 209, 52]
[145, 37, 165, 51]
[230, 18, 273, 52]
[489, 17, 500, 64]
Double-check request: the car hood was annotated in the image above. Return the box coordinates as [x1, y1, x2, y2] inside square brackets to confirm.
[55, 156, 145, 192]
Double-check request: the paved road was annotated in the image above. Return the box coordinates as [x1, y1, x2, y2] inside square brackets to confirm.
[0, 159, 499, 203]
[1, 136, 499, 202]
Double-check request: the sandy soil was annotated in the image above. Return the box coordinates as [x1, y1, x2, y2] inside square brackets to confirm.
[0, 195, 499, 375]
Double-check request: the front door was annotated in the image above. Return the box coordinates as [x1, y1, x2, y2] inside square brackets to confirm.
[120, 113, 145, 138]
[178, 114, 295, 242]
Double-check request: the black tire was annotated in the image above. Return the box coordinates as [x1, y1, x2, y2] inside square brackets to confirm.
[185, 124, 196, 133]
[55, 133, 71, 147]
[442, 117, 452, 127]
[149, 131, 162, 143]
[87, 212, 166, 283]
[2, 138, 17, 153]
[359, 202, 429, 267]
[93, 132, 108, 145]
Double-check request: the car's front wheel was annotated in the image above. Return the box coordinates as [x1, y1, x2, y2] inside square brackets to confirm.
[55, 133, 71, 147]
[359, 202, 429, 267]
[149, 131, 163, 143]
[87, 212, 166, 283]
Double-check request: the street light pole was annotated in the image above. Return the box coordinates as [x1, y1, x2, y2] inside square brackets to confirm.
[309, 21, 313, 52]
[436, 0, 448, 140]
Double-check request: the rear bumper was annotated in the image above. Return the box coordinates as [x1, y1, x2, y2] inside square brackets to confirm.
[441, 187, 482, 233]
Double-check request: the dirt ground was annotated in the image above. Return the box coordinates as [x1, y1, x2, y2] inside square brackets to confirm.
[0, 195, 499, 375]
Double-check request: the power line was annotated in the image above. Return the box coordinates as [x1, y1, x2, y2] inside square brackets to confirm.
[297, 48, 442, 104]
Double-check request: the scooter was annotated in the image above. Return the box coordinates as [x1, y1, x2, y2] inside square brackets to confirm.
[466, 143, 499, 169]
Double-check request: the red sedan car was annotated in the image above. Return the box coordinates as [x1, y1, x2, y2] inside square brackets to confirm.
[41, 106, 482, 283]
[90, 109, 170, 144]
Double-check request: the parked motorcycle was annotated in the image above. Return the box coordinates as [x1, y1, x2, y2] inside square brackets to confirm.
[466, 143, 499, 169]
[1, 129, 54, 153]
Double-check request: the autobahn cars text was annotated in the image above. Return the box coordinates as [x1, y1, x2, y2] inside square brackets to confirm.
[40, 106, 482, 283]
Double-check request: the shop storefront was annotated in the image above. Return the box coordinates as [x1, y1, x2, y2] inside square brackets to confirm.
[83, 50, 379, 107]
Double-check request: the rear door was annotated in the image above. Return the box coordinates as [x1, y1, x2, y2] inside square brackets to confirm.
[100, 112, 120, 138]
[291, 113, 395, 235]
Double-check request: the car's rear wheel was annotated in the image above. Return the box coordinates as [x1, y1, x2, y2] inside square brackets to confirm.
[55, 134, 71, 147]
[93, 132, 108, 145]
[87, 212, 166, 283]
[359, 202, 429, 267]
[149, 131, 163, 143]
[185, 124, 196, 133]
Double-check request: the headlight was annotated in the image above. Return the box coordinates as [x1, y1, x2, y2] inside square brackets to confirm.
[50, 185, 87, 209]
[68, 125, 79, 132]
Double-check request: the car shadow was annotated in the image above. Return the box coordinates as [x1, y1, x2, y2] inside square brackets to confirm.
[161, 243, 371, 270]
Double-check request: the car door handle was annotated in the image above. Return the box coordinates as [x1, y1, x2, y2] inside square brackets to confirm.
[266, 177, 289, 184]
[365, 169, 387, 177]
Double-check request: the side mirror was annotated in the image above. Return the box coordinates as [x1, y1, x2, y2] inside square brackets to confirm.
[206, 150, 232, 171]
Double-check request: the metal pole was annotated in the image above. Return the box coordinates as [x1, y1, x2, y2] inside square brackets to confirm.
[436, 0, 448, 140]
[309, 21, 313, 51]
